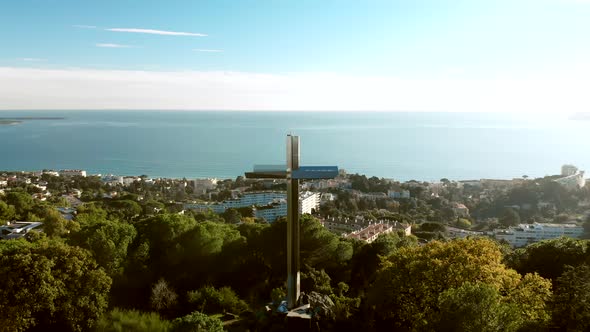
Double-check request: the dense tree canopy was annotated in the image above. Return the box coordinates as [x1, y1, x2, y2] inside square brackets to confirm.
[0, 238, 111, 331]
[367, 238, 551, 331]
[2, 171, 589, 330]
[70, 218, 137, 276]
[507, 237, 588, 281]
[552, 264, 590, 331]
[434, 282, 522, 332]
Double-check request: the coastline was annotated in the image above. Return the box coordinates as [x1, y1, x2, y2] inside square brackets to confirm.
[0, 120, 22, 125]
[0, 117, 65, 126]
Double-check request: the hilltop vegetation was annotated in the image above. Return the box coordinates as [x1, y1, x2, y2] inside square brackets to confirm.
[1, 173, 590, 330]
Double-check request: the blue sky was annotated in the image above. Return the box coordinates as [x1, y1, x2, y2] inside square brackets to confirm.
[1, 0, 590, 111]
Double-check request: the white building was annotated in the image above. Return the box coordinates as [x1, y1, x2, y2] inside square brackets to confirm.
[123, 177, 140, 186]
[184, 191, 287, 214]
[300, 191, 320, 214]
[555, 172, 585, 190]
[320, 193, 336, 204]
[102, 175, 124, 186]
[562, 164, 579, 176]
[446, 226, 485, 239]
[59, 169, 87, 177]
[254, 202, 288, 222]
[345, 221, 411, 243]
[43, 170, 60, 177]
[493, 222, 584, 247]
[184, 191, 320, 222]
[192, 178, 218, 195]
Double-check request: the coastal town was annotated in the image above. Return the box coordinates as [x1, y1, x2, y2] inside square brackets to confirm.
[2, 164, 588, 247]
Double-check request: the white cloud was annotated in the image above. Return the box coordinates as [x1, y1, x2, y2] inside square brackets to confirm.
[72, 25, 97, 29]
[20, 58, 46, 62]
[194, 49, 223, 53]
[96, 43, 134, 48]
[0, 66, 589, 112]
[106, 28, 207, 37]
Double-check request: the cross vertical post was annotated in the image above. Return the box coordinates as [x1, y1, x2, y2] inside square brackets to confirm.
[286, 135, 300, 309]
[244, 135, 338, 311]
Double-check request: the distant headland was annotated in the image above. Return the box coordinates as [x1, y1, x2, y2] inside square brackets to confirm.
[0, 117, 65, 125]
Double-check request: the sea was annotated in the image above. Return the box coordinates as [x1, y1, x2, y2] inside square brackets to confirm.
[0, 111, 589, 182]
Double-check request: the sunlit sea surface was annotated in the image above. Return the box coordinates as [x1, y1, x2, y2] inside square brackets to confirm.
[0, 111, 588, 181]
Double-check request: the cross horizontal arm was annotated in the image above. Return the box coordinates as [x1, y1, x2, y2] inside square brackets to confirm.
[244, 171, 287, 179]
[292, 166, 339, 179]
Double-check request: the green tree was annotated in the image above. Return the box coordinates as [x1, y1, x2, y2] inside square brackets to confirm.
[435, 282, 522, 332]
[43, 208, 80, 237]
[171, 311, 223, 332]
[367, 238, 551, 331]
[0, 238, 111, 331]
[95, 309, 171, 332]
[552, 264, 590, 331]
[108, 199, 142, 221]
[505, 272, 552, 328]
[0, 200, 16, 223]
[508, 237, 588, 281]
[331, 282, 361, 326]
[456, 218, 472, 228]
[187, 286, 248, 314]
[300, 215, 353, 269]
[301, 266, 333, 295]
[71, 219, 137, 276]
[5, 191, 33, 219]
[500, 208, 521, 227]
[221, 208, 241, 224]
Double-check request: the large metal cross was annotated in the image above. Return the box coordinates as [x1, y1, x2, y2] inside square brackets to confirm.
[245, 135, 338, 309]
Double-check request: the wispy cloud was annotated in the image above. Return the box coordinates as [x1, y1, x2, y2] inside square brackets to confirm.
[96, 43, 134, 48]
[106, 28, 207, 37]
[20, 58, 46, 62]
[194, 49, 223, 53]
[2, 67, 590, 112]
[72, 25, 97, 29]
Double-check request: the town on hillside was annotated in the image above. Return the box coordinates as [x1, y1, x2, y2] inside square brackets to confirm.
[2, 164, 589, 247]
[2, 164, 590, 331]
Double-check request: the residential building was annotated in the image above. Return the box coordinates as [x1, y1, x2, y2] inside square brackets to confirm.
[57, 207, 76, 221]
[446, 226, 485, 239]
[184, 191, 319, 222]
[0, 222, 43, 240]
[320, 193, 336, 204]
[562, 164, 579, 176]
[452, 203, 470, 218]
[322, 217, 411, 237]
[254, 201, 288, 222]
[123, 176, 140, 186]
[300, 191, 320, 214]
[387, 190, 410, 199]
[357, 192, 387, 200]
[43, 170, 60, 177]
[555, 171, 585, 190]
[102, 175, 124, 185]
[345, 221, 411, 243]
[493, 222, 584, 247]
[321, 216, 369, 234]
[59, 169, 87, 177]
[458, 180, 483, 188]
[192, 178, 218, 195]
